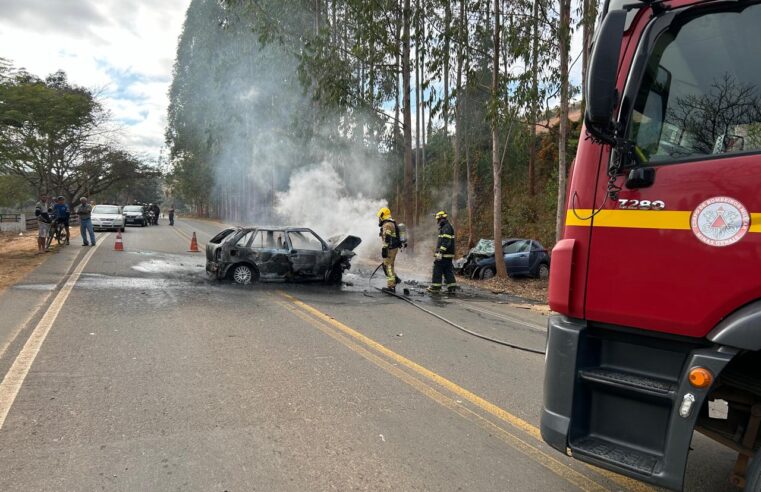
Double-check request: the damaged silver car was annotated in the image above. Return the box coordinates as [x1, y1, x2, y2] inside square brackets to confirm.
[206, 227, 361, 284]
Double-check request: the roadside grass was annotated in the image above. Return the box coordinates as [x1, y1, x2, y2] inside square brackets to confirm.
[0, 229, 80, 293]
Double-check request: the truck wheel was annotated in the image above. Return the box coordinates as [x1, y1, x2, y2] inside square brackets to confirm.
[231, 264, 258, 285]
[746, 452, 761, 491]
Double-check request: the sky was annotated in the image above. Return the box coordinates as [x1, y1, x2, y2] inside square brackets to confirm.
[0, 0, 585, 161]
[0, 0, 192, 161]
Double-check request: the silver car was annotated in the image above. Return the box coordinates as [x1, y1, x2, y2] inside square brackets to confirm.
[91, 205, 125, 232]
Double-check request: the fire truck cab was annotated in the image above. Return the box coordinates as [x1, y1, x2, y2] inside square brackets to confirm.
[541, 0, 761, 489]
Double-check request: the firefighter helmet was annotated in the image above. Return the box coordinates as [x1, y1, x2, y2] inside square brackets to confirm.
[377, 207, 392, 220]
[435, 210, 448, 220]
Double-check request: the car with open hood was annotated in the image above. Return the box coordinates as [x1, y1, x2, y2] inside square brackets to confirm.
[206, 226, 361, 284]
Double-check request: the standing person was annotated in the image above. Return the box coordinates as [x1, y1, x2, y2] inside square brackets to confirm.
[152, 203, 161, 225]
[52, 196, 70, 245]
[34, 193, 53, 253]
[377, 207, 402, 293]
[168, 204, 175, 226]
[427, 210, 457, 295]
[76, 197, 96, 246]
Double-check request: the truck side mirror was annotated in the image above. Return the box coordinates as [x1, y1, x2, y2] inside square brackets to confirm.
[585, 9, 628, 144]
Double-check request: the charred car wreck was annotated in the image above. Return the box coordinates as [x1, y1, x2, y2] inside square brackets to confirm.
[206, 227, 361, 284]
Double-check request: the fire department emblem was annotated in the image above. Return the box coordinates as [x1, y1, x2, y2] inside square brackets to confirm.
[690, 196, 750, 247]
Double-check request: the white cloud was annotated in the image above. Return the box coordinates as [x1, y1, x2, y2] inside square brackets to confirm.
[0, 0, 191, 159]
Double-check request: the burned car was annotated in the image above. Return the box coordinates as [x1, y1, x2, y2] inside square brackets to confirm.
[206, 226, 361, 284]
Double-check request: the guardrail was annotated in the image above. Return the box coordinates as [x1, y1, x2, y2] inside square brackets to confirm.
[0, 213, 79, 233]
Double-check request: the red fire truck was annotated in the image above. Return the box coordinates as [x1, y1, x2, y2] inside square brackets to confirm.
[541, 0, 761, 489]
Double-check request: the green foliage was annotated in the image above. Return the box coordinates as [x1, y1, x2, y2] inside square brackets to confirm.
[168, 0, 587, 243]
[0, 174, 32, 209]
[0, 63, 154, 207]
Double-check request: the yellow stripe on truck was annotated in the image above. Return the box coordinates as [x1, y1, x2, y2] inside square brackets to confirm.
[750, 213, 761, 233]
[567, 210, 761, 232]
[566, 209, 692, 230]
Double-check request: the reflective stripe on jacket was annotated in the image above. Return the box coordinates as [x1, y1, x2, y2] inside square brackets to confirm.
[381, 219, 401, 249]
[436, 220, 456, 258]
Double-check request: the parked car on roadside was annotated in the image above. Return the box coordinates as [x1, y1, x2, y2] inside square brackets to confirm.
[122, 205, 148, 227]
[455, 238, 550, 280]
[91, 204, 125, 232]
[206, 226, 361, 285]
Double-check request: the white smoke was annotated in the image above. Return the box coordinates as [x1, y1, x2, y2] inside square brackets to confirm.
[275, 162, 387, 257]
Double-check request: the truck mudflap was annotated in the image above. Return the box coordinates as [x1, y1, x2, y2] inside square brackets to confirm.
[541, 315, 735, 490]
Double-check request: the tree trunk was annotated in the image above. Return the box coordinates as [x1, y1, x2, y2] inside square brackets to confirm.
[556, 0, 572, 244]
[394, 1, 402, 149]
[420, 3, 426, 206]
[402, 0, 415, 249]
[452, 52, 462, 228]
[581, 0, 597, 105]
[415, 0, 421, 228]
[491, 0, 507, 279]
[466, 141, 474, 248]
[528, 0, 540, 197]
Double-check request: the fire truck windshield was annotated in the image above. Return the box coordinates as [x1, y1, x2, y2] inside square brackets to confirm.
[626, 3, 761, 164]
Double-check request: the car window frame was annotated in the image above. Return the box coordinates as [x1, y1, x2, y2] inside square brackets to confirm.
[286, 230, 327, 252]
[617, 1, 761, 168]
[235, 230, 256, 248]
[252, 229, 290, 250]
[504, 240, 530, 255]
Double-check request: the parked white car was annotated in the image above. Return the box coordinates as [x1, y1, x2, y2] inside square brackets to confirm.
[91, 205, 125, 232]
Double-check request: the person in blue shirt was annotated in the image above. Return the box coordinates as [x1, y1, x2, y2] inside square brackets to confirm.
[52, 195, 71, 245]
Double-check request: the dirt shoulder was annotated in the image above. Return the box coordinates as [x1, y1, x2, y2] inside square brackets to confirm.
[0, 230, 79, 293]
[458, 275, 549, 308]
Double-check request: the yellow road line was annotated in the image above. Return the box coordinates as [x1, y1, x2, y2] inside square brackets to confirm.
[278, 291, 653, 492]
[171, 225, 192, 243]
[172, 223, 208, 250]
[278, 300, 609, 492]
[0, 235, 107, 430]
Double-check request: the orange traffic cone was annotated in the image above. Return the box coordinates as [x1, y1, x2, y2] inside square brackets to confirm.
[114, 231, 124, 251]
[188, 232, 199, 253]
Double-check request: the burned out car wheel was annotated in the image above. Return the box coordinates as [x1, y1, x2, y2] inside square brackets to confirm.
[231, 264, 258, 285]
[326, 268, 343, 284]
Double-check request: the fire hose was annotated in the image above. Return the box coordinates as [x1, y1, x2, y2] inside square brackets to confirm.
[368, 263, 546, 356]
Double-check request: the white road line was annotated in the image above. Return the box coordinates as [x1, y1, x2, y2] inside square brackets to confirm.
[0, 236, 107, 431]
[0, 292, 54, 362]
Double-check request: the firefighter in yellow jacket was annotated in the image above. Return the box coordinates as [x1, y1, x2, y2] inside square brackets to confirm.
[377, 207, 402, 293]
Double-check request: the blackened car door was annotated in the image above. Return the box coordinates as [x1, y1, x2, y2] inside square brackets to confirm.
[287, 231, 331, 279]
[250, 230, 292, 279]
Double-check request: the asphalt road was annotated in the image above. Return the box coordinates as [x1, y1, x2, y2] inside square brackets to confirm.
[0, 218, 739, 491]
